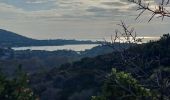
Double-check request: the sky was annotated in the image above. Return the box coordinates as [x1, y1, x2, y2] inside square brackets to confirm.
[0, 0, 170, 40]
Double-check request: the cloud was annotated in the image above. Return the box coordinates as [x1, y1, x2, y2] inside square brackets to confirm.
[26, 0, 48, 4]
[0, 0, 169, 40]
[2, 0, 165, 23]
[26, 0, 56, 4]
[0, 0, 140, 21]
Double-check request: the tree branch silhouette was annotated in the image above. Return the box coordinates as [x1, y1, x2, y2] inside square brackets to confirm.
[129, 0, 170, 22]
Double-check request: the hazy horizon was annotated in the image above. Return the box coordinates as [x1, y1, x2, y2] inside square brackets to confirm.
[0, 0, 170, 40]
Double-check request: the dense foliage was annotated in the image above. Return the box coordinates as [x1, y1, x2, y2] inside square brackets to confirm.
[92, 34, 170, 100]
[0, 45, 113, 77]
[92, 69, 152, 100]
[0, 66, 38, 100]
[1, 31, 170, 100]
[29, 34, 170, 100]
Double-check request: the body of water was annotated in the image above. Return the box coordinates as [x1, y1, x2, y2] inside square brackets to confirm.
[12, 44, 100, 51]
[12, 37, 160, 52]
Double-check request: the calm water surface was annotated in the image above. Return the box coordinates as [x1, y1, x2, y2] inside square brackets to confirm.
[12, 44, 100, 51]
[12, 37, 159, 51]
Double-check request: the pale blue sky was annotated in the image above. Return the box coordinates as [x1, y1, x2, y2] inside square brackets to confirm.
[0, 0, 170, 40]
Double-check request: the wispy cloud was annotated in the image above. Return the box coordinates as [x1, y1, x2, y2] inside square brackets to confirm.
[0, 0, 139, 21]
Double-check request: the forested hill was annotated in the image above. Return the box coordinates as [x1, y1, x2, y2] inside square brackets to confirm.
[0, 29, 98, 47]
[0, 29, 35, 43]
[30, 34, 170, 100]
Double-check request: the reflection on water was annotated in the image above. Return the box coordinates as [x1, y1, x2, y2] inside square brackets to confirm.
[12, 37, 159, 52]
[12, 44, 100, 51]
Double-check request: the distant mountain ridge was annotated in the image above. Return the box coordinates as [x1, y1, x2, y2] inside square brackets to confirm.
[0, 29, 99, 47]
[0, 29, 35, 42]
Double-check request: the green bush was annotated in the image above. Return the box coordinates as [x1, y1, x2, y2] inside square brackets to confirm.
[92, 68, 154, 100]
[0, 66, 38, 100]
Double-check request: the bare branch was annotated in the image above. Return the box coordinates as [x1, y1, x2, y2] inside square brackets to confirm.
[129, 0, 170, 21]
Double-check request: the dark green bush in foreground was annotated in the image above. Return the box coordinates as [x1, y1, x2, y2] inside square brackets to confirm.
[0, 66, 38, 100]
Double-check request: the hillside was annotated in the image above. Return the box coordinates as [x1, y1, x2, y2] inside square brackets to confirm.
[0, 29, 36, 45]
[0, 45, 114, 77]
[29, 34, 170, 100]
[0, 29, 98, 47]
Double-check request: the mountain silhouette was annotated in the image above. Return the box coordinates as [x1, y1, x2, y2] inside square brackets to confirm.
[0, 29, 98, 47]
